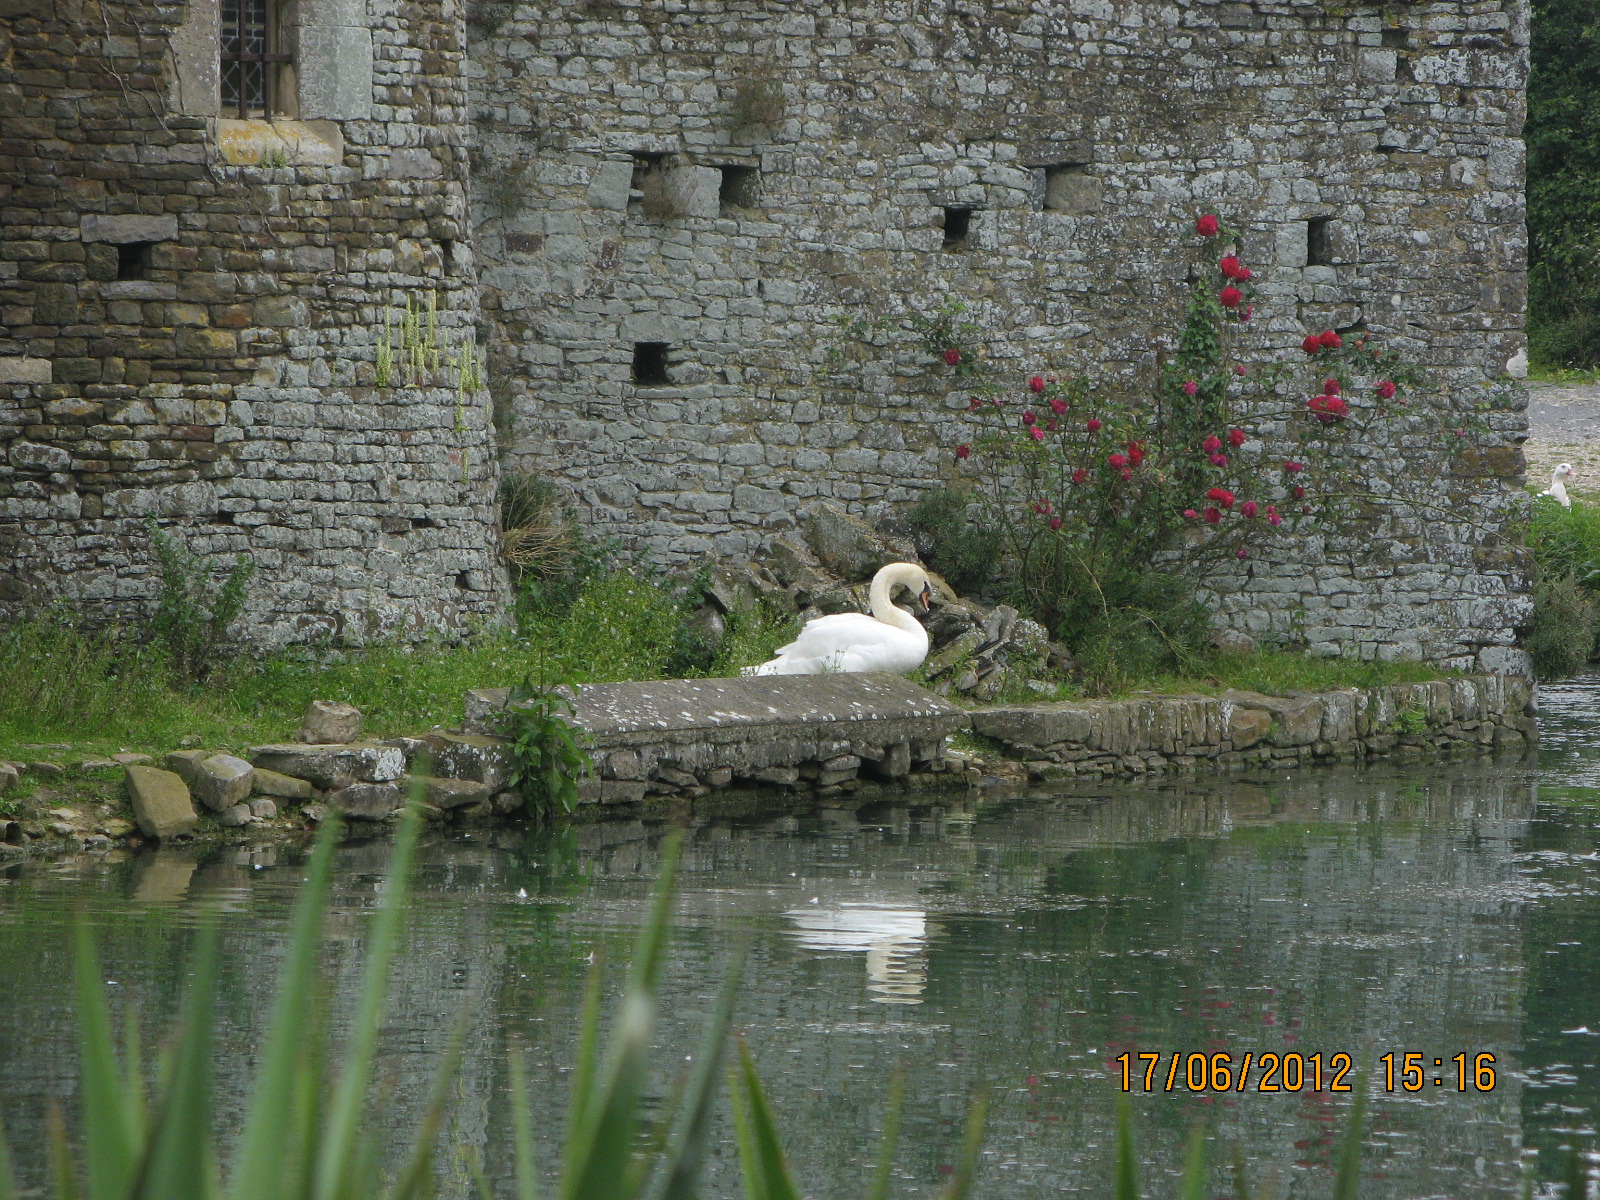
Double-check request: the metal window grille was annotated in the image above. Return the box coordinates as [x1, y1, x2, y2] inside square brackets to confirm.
[221, 0, 291, 117]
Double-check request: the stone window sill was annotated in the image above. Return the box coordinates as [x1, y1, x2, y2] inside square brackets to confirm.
[216, 118, 344, 167]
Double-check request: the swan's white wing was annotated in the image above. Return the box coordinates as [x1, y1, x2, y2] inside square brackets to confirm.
[776, 612, 890, 659]
[743, 612, 929, 676]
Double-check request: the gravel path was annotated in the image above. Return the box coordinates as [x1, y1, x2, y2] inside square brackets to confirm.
[1523, 381, 1600, 493]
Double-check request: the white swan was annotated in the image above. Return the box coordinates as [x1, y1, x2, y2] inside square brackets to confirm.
[1539, 463, 1576, 507]
[742, 562, 933, 676]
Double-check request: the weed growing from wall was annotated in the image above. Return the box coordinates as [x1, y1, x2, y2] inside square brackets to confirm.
[501, 676, 591, 820]
[145, 519, 254, 684]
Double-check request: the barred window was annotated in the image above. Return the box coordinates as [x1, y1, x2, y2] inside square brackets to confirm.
[221, 0, 292, 117]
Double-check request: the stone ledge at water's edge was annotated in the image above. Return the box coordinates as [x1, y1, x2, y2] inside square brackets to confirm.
[461, 673, 1534, 804]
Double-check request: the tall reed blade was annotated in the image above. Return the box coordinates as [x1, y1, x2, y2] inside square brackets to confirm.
[1114, 1095, 1140, 1200]
[652, 946, 747, 1200]
[132, 920, 219, 1200]
[1177, 1122, 1208, 1200]
[1331, 1072, 1368, 1200]
[230, 817, 342, 1200]
[933, 1093, 986, 1200]
[864, 1070, 907, 1200]
[731, 1039, 803, 1200]
[560, 833, 684, 1200]
[47, 1103, 82, 1200]
[72, 921, 140, 1200]
[0, 1114, 19, 1200]
[312, 802, 423, 1200]
[509, 1045, 541, 1200]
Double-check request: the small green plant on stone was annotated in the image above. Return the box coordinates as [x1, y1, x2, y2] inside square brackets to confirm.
[1393, 703, 1428, 736]
[145, 519, 253, 685]
[502, 674, 591, 821]
[729, 72, 785, 127]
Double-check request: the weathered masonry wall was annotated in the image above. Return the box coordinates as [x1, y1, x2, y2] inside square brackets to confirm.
[0, 0, 504, 645]
[473, 0, 1532, 673]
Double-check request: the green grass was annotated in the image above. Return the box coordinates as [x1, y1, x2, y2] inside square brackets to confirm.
[0, 571, 799, 762]
[1120, 650, 1451, 698]
[1524, 361, 1600, 385]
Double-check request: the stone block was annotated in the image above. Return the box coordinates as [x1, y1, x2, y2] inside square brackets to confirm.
[8, 441, 70, 472]
[254, 768, 314, 800]
[0, 358, 52, 384]
[1227, 706, 1273, 749]
[0, 763, 16, 795]
[425, 733, 514, 791]
[250, 742, 405, 789]
[249, 798, 278, 820]
[191, 754, 254, 812]
[295, 699, 364, 744]
[326, 782, 402, 821]
[406, 774, 492, 810]
[80, 214, 179, 244]
[297, 24, 373, 121]
[125, 766, 199, 839]
[216, 804, 253, 827]
[586, 159, 635, 211]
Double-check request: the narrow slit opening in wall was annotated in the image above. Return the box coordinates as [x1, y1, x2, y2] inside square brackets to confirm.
[632, 341, 671, 386]
[440, 239, 455, 272]
[941, 206, 972, 251]
[1381, 26, 1409, 48]
[1306, 217, 1334, 267]
[116, 241, 153, 281]
[718, 165, 760, 213]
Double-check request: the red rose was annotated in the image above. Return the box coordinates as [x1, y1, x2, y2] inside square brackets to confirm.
[1237, 547, 1249, 560]
[1127, 441, 1145, 466]
[1086, 418, 1101, 432]
[1029, 375, 1045, 393]
[1204, 507, 1222, 524]
[1203, 435, 1223, 453]
[1022, 410, 1036, 425]
[1049, 397, 1068, 415]
[967, 396, 982, 412]
[1209, 453, 1227, 467]
[1049, 516, 1062, 530]
[1219, 255, 1242, 279]
[1182, 379, 1199, 396]
[1206, 487, 1235, 508]
[1236, 268, 1253, 282]
[1184, 508, 1199, 519]
[1072, 468, 1088, 483]
[955, 444, 971, 460]
[1227, 428, 1246, 448]
[1220, 285, 1243, 309]
[1030, 426, 1046, 441]
[1302, 335, 1322, 355]
[1284, 461, 1304, 473]
[1108, 452, 1128, 469]
[1234, 364, 1247, 376]
[944, 348, 962, 365]
[1324, 397, 1347, 418]
[1195, 214, 1220, 237]
[1120, 467, 1133, 481]
[1241, 500, 1258, 517]
[1376, 380, 1397, 399]
[1323, 378, 1341, 395]
[1240, 305, 1253, 322]
[1293, 485, 1307, 499]
[1319, 330, 1342, 349]
[1267, 509, 1283, 527]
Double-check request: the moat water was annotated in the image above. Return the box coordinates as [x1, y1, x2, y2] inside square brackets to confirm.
[4, 681, 1600, 1198]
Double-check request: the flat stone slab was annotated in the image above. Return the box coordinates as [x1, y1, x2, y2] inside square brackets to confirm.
[466, 674, 967, 742]
[124, 766, 199, 840]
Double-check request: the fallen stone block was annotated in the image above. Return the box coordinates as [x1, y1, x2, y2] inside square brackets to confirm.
[216, 804, 253, 827]
[249, 798, 278, 820]
[125, 766, 199, 840]
[325, 782, 402, 821]
[0, 763, 17, 794]
[406, 774, 492, 810]
[191, 754, 254, 812]
[253, 768, 314, 800]
[112, 752, 153, 766]
[250, 742, 406, 789]
[296, 699, 364, 745]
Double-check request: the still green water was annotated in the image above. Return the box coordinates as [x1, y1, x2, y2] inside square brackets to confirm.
[3, 682, 1600, 1198]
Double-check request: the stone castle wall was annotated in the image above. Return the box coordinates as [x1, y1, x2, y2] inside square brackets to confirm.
[0, 0, 504, 646]
[471, 0, 1532, 672]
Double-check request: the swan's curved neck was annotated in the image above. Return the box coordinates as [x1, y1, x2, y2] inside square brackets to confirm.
[868, 566, 925, 635]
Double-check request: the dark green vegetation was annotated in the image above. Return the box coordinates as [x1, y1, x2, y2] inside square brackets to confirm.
[1526, 0, 1600, 369]
[1526, 495, 1600, 676]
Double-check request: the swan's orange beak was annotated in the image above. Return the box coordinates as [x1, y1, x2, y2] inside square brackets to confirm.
[918, 582, 933, 611]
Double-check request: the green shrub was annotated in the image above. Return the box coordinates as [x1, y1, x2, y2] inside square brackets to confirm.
[501, 677, 591, 821]
[146, 519, 254, 683]
[1529, 573, 1598, 678]
[905, 488, 1003, 597]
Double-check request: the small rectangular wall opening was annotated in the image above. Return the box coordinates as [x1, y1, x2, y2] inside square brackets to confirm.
[630, 150, 668, 191]
[1381, 26, 1409, 48]
[1305, 217, 1334, 267]
[116, 241, 153, 281]
[632, 341, 671, 386]
[718, 165, 760, 213]
[940, 206, 972, 251]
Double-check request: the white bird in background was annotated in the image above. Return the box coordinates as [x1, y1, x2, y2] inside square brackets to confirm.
[742, 562, 933, 676]
[1540, 463, 1577, 507]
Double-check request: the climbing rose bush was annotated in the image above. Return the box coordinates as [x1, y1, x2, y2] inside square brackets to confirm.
[908, 215, 1453, 671]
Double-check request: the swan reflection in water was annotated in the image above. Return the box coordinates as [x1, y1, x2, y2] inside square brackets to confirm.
[784, 902, 933, 1004]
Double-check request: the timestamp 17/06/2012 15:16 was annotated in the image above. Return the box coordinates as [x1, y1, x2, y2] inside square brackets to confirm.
[1114, 1052, 1499, 1093]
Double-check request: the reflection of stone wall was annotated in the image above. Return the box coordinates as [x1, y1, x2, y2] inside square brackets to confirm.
[0, 0, 503, 645]
[471, 0, 1531, 670]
